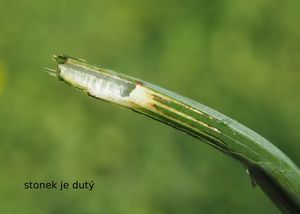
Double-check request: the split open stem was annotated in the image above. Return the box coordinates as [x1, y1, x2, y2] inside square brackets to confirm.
[48, 55, 300, 213]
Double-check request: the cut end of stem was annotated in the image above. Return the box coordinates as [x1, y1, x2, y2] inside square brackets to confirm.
[49, 54, 154, 108]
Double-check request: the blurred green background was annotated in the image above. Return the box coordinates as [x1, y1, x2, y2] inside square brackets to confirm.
[1, 0, 300, 213]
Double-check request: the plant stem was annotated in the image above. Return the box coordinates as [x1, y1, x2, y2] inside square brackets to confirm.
[49, 55, 300, 213]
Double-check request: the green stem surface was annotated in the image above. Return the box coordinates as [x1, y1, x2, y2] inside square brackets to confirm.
[50, 55, 300, 213]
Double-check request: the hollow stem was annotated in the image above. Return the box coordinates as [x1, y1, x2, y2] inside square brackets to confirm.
[49, 55, 300, 213]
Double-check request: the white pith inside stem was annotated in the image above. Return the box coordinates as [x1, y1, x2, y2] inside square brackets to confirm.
[58, 63, 154, 108]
